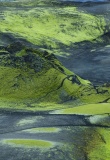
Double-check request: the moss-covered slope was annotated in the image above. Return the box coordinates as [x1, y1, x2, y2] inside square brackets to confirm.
[0, 4, 108, 55]
[0, 42, 109, 112]
[0, 42, 89, 101]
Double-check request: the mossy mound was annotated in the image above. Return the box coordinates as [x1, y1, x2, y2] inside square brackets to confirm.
[3, 139, 53, 148]
[0, 42, 109, 112]
[0, 42, 87, 100]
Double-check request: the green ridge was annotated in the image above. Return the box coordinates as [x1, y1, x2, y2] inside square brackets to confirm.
[0, 42, 109, 113]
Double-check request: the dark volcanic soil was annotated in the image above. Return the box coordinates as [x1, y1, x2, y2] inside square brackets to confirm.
[0, 113, 110, 160]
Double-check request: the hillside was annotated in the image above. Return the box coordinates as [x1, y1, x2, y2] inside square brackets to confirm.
[0, 2, 108, 53]
[0, 0, 110, 85]
[0, 1, 110, 160]
[0, 42, 109, 112]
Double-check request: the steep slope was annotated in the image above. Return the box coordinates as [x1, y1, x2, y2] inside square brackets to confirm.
[0, 42, 110, 112]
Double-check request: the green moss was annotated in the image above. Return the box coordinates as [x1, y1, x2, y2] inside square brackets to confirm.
[87, 128, 110, 160]
[24, 127, 61, 133]
[0, 43, 109, 112]
[4, 139, 53, 148]
[56, 103, 110, 115]
[74, 85, 110, 104]
[0, 66, 63, 100]
[16, 49, 27, 57]
[0, 6, 106, 54]
[0, 62, 109, 112]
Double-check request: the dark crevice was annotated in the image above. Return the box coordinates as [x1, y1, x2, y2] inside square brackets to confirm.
[57, 77, 68, 90]
[99, 97, 110, 103]
[94, 86, 108, 94]
[57, 74, 81, 90]
[99, 133, 106, 144]
[84, 152, 88, 160]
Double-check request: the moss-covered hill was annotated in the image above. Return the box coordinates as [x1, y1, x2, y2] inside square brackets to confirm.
[0, 1, 110, 113]
[0, 1, 109, 56]
[0, 42, 110, 112]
